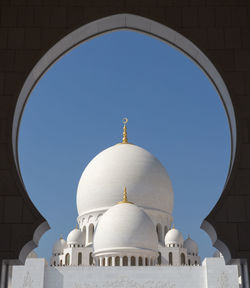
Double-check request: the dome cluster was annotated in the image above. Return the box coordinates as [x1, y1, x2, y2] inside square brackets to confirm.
[162, 227, 200, 266]
[50, 120, 200, 267]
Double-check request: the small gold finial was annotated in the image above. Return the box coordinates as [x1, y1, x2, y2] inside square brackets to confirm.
[60, 234, 63, 240]
[172, 223, 175, 229]
[118, 187, 133, 204]
[122, 117, 128, 144]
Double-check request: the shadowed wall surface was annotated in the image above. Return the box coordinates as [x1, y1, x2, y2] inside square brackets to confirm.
[0, 0, 250, 281]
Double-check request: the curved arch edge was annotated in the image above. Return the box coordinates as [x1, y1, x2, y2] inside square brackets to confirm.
[200, 220, 231, 264]
[18, 221, 50, 264]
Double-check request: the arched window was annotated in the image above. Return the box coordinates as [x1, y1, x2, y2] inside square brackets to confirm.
[115, 256, 120, 266]
[53, 261, 56, 266]
[123, 256, 128, 266]
[78, 252, 82, 265]
[60, 260, 62, 266]
[139, 257, 143, 266]
[195, 260, 197, 265]
[131, 256, 136, 266]
[88, 224, 94, 243]
[89, 252, 93, 265]
[169, 252, 173, 265]
[65, 253, 70, 266]
[82, 226, 86, 246]
[188, 259, 191, 265]
[158, 252, 161, 265]
[164, 226, 168, 237]
[156, 224, 162, 242]
[181, 253, 185, 265]
[108, 257, 112, 266]
[145, 258, 148, 266]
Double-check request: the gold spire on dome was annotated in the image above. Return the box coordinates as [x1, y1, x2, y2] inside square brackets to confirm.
[122, 117, 128, 144]
[118, 187, 134, 204]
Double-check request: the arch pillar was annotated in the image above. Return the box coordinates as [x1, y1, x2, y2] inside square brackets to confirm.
[128, 256, 131, 266]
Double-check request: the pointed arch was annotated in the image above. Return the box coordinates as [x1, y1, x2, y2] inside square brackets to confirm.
[181, 253, 185, 265]
[156, 224, 162, 242]
[169, 252, 173, 265]
[88, 224, 94, 243]
[123, 256, 128, 266]
[65, 253, 70, 266]
[78, 252, 82, 265]
[131, 256, 136, 266]
[82, 226, 86, 246]
[115, 256, 120, 266]
[89, 252, 93, 265]
[139, 257, 143, 266]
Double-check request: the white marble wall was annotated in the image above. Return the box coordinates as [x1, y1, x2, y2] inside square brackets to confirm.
[11, 257, 240, 288]
[12, 258, 46, 288]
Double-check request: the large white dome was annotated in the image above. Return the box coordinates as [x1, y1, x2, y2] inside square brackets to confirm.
[93, 202, 158, 254]
[77, 143, 173, 216]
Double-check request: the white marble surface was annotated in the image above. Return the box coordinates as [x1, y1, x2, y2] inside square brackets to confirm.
[11, 257, 239, 288]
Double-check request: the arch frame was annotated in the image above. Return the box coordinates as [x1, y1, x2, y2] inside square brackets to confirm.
[12, 13, 237, 265]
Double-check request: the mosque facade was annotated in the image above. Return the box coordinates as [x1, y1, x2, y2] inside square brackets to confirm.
[11, 120, 240, 288]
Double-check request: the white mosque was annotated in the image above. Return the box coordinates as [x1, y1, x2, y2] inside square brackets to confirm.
[11, 119, 240, 288]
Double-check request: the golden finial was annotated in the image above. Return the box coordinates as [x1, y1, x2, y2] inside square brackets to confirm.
[60, 234, 63, 240]
[118, 187, 133, 204]
[172, 223, 175, 229]
[122, 117, 128, 144]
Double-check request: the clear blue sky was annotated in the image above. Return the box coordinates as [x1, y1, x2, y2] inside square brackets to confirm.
[18, 30, 231, 261]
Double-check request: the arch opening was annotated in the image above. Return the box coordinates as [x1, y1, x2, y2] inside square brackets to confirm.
[15, 14, 235, 264]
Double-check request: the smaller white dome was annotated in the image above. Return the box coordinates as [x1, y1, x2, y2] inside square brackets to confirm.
[184, 236, 198, 255]
[67, 228, 84, 245]
[165, 227, 184, 246]
[94, 202, 158, 254]
[52, 238, 67, 255]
